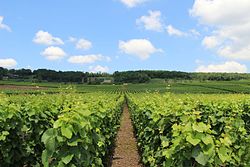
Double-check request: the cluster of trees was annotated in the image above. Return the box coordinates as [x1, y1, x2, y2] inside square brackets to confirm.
[191, 72, 250, 81]
[1, 67, 250, 84]
[113, 71, 150, 83]
[34, 69, 85, 83]
[0, 68, 110, 83]
[113, 70, 191, 83]
[0, 68, 32, 79]
[113, 70, 250, 83]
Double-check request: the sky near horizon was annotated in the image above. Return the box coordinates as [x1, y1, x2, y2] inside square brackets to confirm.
[1, 0, 250, 73]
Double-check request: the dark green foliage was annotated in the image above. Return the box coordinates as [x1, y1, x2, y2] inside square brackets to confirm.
[2, 67, 250, 84]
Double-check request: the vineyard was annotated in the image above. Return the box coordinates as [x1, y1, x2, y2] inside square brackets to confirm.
[2, 0, 250, 166]
[0, 93, 124, 167]
[1, 91, 250, 166]
[127, 93, 250, 166]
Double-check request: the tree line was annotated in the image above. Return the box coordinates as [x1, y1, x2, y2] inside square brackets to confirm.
[1, 67, 250, 84]
[0, 68, 110, 83]
[113, 70, 250, 83]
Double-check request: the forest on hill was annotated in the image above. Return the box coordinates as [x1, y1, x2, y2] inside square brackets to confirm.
[1, 67, 250, 84]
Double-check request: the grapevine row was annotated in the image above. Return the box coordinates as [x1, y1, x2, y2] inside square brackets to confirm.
[127, 93, 250, 167]
[0, 93, 124, 167]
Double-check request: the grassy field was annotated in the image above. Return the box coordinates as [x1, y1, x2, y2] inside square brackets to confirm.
[1, 79, 250, 94]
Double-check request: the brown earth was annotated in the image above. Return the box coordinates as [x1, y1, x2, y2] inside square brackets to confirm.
[0, 85, 46, 90]
[112, 104, 142, 167]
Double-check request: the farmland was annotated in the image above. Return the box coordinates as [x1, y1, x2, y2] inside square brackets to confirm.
[2, 0, 250, 166]
[2, 79, 250, 94]
[1, 81, 250, 166]
[128, 93, 250, 166]
[0, 93, 124, 167]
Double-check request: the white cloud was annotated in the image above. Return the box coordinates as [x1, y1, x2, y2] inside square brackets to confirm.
[166, 26, 200, 38]
[190, 0, 250, 26]
[167, 25, 187, 37]
[136, 11, 199, 37]
[41, 46, 66, 60]
[0, 58, 17, 68]
[89, 65, 109, 73]
[119, 39, 162, 60]
[196, 61, 247, 73]
[136, 10, 164, 32]
[0, 16, 11, 32]
[68, 54, 108, 64]
[120, 0, 147, 8]
[191, 0, 250, 60]
[202, 36, 220, 49]
[33, 30, 64, 45]
[76, 38, 92, 50]
[68, 37, 92, 50]
[217, 45, 250, 60]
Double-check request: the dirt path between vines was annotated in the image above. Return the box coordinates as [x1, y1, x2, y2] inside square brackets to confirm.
[111, 104, 142, 167]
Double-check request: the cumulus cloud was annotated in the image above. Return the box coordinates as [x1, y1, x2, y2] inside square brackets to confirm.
[68, 54, 109, 64]
[120, 0, 147, 8]
[76, 39, 92, 50]
[136, 10, 164, 32]
[190, 0, 250, 60]
[166, 25, 201, 38]
[196, 61, 247, 73]
[136, 11, 200, 38]
[166, 25, 187, 37]
[89, 65, 109, 73]
[190, 0, 250, 26]
[119, 39, 162, 60]
[202, 36, 220, 49]
[33, 30, 64, 45]
[0, 16, 11, 32]
[0, 58, 17, 68]
[41, 46, 66, 60]
[68, 37, 92, 50]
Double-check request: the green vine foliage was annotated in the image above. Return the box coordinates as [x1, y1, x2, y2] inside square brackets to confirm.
[41, 94, 124, 167]
[127, 93, 250, 167]
[0, 93, 124, 167]
[0, 94, 66, 167]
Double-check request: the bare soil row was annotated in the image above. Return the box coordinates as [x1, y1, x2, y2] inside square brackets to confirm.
[111, 104, 142, 167]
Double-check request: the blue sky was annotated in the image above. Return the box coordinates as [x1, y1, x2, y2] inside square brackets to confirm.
[0, 0, 250, 73]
